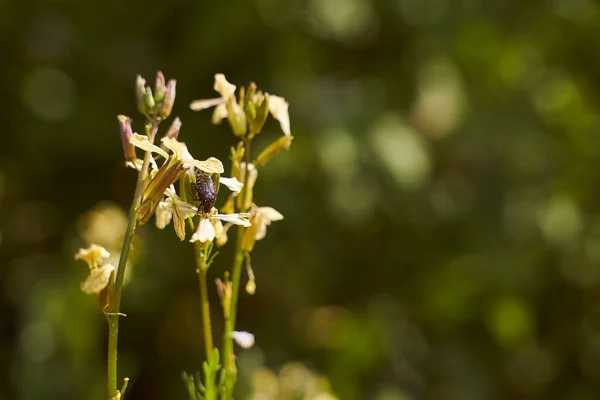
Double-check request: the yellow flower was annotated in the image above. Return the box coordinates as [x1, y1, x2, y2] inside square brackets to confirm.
[75, 244, 115, 294]
[242, 205, 284, 252]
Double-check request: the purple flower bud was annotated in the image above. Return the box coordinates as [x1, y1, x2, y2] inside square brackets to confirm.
[165, 117, 181, 139]
[117, 115, 136, 161]
[160, 79, 176, 119]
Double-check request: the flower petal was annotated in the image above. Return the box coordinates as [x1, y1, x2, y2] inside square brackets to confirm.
[189, 97, 224, 111]
[211, 103, 228, 124]
[81, 263, 115, 294]
[266, 94, 291, 136]
[130, 133, 169, 158]
[220, 177, 244, 193]
[231, 331, 255, 349]
[190, 218, 215, 243]
[155, 201, 173, 229]
[126, 158, 144, 171]
[75, 244, 110, 270]
[214, 213, 252, 227]
[173, 198, 199, 217]
[214, 74, 236, 99]
[183, 157, 224, 174]
[161, 137, 192, 158]
[258, 207, 284, 222]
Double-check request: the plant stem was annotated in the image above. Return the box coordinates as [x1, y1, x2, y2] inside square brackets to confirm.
[223, 137, 251, 398]
[107, 121, 158, 398]
[193, 242, 214, 360]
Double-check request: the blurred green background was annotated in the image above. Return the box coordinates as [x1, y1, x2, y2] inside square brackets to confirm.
[2, 0, 600, 399]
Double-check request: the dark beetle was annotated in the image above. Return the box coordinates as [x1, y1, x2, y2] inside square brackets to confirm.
[195, 171, 218, 214]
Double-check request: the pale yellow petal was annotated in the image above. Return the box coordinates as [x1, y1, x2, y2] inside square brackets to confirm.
[266, 94, 291, 136]
[130, 133, 169, 158]
[214, 73, 236, 99]
[125, 158, 144, 171]
[81, 263, 115, 294]
[75, 244, 110, 270]
[214, 213, 251, 227]
[155, 201, 173, 229]
[211, 103, 228, 124]
[182, 157, 224, 174]
[219, 177, 244, 193]
[258, 207, 284, 222]
[189, 97, 224, 111]
[254, 219, 268, 241]
[190, 218, 215, 243]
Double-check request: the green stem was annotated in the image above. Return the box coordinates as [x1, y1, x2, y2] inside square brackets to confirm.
[193, 242, 214, 360]
[107, 121, 158, 398]
[223, 137, 251, 398]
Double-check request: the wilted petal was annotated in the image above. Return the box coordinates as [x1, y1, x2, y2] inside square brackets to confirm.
[220, 177, 244, 193]
[214, 74, 236, 99]
[190, 97, 224, 111]
[259, 207, 284, 222]
[211, 103, 228, 124]
[214, 213, 252, 227]
[173, 198, 199, 217]
[155, 201, 173, 229]
[75, 244, 110, 269]
[231, 331, 255, 349]
[130, 133, 169, 158]
[172, 200, 187, 241]
[266, 94, 290, 136]
[183, 157, 224, 174]
[190, 218, 215, 243]
[81, 263, 115, 294]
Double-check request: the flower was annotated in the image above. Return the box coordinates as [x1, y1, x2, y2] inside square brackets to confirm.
[75, 244, 115, 294]
[190, 74, 291, 137]
[242, 205, 284, 252]
[155, 184, 250, 242]
[189, 209, 251, 243]
[231, 330, 255, 349]
[129, 134, 225, 224]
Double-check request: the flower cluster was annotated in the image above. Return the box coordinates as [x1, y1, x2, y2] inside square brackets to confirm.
[74, 72, 292, 400]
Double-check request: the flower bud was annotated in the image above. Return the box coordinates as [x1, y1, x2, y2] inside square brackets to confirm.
[250, 94, 269, 136]
[136, 75, 147, 115]
[255, 135, 294, 167]
[226, 100, 247, 136]
[144, 86, 155, 110]
[117, 115, 136, 162]
[165, 117, 182, 139]
[159, 79, 176, 119]
[154, 71, 166, 103]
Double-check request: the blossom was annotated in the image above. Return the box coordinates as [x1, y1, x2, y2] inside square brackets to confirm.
[75, 244, 115, 294]
[189, 209, 251, 243]
[155, 185, 250, 242]
[129, 134, 225, 224]
[242, 205, 284, 252]
[189, 74, 291, 137]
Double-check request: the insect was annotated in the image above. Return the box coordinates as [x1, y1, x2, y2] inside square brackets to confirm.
[194, 171, 219, 214]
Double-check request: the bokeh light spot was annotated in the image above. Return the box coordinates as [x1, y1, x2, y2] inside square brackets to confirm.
[21, 67, 75, 121]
